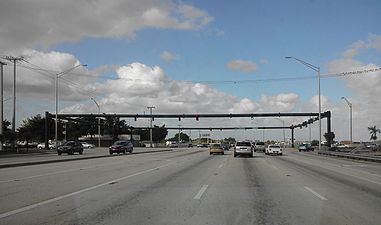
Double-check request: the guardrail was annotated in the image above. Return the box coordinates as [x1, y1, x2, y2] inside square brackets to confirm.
[318, 151, 381, 163]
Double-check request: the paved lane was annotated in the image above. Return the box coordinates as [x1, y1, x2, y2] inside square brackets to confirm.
[0, 147, 174, 166]
[0, 148, 380, 225]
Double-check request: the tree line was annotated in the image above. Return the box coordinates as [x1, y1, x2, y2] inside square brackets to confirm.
[1, 114, 168, 146]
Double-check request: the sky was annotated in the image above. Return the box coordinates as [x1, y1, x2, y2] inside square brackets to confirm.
[0, 0, 380, 142]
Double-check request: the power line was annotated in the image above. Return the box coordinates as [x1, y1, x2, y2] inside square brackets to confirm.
[68, 67, 381, 85]
[19, 60, 100, 98]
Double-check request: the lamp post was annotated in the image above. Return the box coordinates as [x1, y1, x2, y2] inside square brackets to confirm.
[147, 106, 155, 148]
[91, 98, 101, 148]
[55, 64, 86, 151]
[286, 56, 321, 150]
[0, 61, 6, 151]
[341, 97, 353, 143]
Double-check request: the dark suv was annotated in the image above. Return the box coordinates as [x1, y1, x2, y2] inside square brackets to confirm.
[57, 141, 84, 155]
[109, 140, 133, 154]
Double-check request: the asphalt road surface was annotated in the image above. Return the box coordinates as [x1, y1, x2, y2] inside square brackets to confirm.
[0, 147, 170, 166]
[0, 148, 380, 225]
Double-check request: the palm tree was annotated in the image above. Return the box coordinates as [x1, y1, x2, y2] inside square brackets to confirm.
[368, 126, 381, 141]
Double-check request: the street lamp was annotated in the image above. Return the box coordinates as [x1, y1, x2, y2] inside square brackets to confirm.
[91, 98, 101, 148]
[285, 56, 321, 150]
[55, 64, 87, 151]
[341, 97, 353, 143]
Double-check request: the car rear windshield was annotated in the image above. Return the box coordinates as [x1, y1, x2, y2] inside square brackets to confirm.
[236, 142, 251, 146]
[64, 142, 75, 146]
[269, 145, 280, 148]
[256, 142, 265, 145]
[211, 144, 221, 147]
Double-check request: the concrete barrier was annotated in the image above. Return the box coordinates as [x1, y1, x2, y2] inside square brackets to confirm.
[318, 151, 381, 163]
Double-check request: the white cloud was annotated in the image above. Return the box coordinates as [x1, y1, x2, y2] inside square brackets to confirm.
[325, 34, 381, 141]
[2, 49, 96, 102]
[258, 93, 299, 112]
[341, 40, 365, 58]
[2, 51, 308, 141]
[367, 34, 381, 51]
[58, 62, 305, 140]
[60, 62, 301, 117]
[226, 59, 258, 72]
[160, 51, 178, 61]
[0, 0, 213, 52]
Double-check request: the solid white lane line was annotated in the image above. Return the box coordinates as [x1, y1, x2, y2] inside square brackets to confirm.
[304, 186, 328, 201]
[193, 185, 209, 200]
[0, 162, 173, 219]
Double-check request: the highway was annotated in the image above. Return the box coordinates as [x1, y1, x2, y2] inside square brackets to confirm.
[0, 148, 380, 225]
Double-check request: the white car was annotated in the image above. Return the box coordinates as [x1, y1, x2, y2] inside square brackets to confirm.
[166, 141, 178, 148]
[265, 145, 282, 156]
[81, 142, 95, 148]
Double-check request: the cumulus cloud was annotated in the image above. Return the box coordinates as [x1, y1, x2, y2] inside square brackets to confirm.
[326, 34, 381, 141]
[160, 51, 178, 61]
[4, 51, 303, 140]
[2, 49, 96, 102]
[226, 59, 258, 72]
[0, 0, 213, 52]
[60, 62, 300, 116]
[258, 93, 299, 112]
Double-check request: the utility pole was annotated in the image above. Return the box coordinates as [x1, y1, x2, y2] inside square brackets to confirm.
[0, 61, 6, 151]
[147, 106, 155, 148]
[5, 56, 23, 152]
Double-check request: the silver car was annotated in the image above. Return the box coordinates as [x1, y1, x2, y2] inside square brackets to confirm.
[254, 142, 266, 152]
[234, 141, 253, 157]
